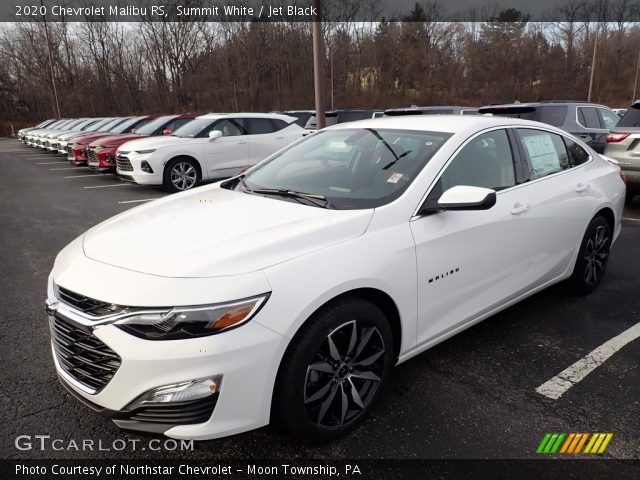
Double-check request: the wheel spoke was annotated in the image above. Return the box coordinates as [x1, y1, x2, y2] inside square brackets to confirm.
[317, 384, 338, 423]
[354, 349, 384, 367]
[346, 321, 357, 357]
[328, 335, 341, 361]
[354, 327, 374, 359]
[351, 370, 380, 382]
[347, 378, 364, 408]
[308, 361, 335, 374]
[339, 383, 348, 425]
[306, 379, 333, 404]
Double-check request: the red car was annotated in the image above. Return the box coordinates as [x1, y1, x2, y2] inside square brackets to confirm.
[87, 114, 196, 172]
[67, 116, 154, 165]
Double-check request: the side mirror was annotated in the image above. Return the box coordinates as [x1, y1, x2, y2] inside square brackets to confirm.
[208, 130, 223, 141]
[420, 185, 496, 214]
[162, 128, 172, 136]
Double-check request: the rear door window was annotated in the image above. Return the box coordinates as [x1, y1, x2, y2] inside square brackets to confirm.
[563, 138, 590, 167]
[517, 129, 570, 180]
[242, 118, 276, 135]
[578, 107, 602, 128]
[598, 108, 620, 129]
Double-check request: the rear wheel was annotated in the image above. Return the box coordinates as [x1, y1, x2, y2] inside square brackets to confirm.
[164, 157, 201, 192]
[568, 216, 611, 295]
[272, 298, 393, 442]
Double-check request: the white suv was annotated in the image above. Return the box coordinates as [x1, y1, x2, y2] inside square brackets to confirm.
[116, 113, 306, 191]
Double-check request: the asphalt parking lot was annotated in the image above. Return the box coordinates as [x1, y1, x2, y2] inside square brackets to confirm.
[1, 138, 638, 461]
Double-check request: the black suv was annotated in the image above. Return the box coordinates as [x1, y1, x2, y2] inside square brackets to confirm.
[478, 101, 620, 153]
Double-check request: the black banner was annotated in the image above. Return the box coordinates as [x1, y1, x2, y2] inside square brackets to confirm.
[3, 459, 640, 480]
[3, 0, 640, 23]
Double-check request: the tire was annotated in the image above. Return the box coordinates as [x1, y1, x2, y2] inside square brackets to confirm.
[568, 216, 612, 295]
[272, 297, 393, 443]
[163, 157, 201, 193]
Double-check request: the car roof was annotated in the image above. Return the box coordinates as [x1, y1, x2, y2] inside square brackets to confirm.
[325, 114, 561, 134]
[197, 112, 297, 122]
[480, 101, 609, 109]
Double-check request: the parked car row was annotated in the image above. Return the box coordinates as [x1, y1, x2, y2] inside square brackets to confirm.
[18, 113, 308, 192]
[17, 101, 631, 195]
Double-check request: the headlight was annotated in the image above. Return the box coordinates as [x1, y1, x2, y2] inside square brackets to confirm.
[134, 149, 156, 154]
[114, 294, 269, 340]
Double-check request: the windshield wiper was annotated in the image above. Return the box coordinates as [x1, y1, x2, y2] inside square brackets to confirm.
[251, 188, 331, 208]
[236, 174, 252, 192]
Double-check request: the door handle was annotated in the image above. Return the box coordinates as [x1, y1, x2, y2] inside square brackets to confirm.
[578, 134, 590, 139]
[510, 202, 530, 215]
[237, 141, 247, 145]
[575, 183, 590, 193]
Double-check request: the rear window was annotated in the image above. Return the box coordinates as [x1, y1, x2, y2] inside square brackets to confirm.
[337, 111, 373, 123]
[617, 105, 640, 127]
[479, 106, 568, 127]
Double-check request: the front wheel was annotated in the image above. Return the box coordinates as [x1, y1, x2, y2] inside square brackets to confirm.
[272, 298, 393, 442]
[163, 157, 201, 192]
[568, 216, 611, 295]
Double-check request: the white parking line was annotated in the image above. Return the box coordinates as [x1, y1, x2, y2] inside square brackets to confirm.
[622, 217, 640, 222]
[37, 161, 68, 165]
[117, 198, 156, 204]
[536, 322, 640, 400]
[83, 184, 130, 189]
[49, 167, 78, 171]
[64, 174, 110, 179]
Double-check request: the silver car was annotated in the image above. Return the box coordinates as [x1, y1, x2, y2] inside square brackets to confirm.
[603, 102, 640, 204]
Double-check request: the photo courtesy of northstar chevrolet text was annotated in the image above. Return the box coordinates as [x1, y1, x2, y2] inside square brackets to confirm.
[1, 0, 639, 478]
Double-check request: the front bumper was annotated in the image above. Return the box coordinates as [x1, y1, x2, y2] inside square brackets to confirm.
[48, 303, 286, 439]
[88, 148, 117, 171]
[116, 153, 163, 185]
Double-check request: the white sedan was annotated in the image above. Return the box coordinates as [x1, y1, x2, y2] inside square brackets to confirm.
[115, 112, 307, 192]
[46, 116, 625, 442]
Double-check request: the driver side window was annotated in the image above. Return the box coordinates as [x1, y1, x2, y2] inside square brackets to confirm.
[209, 119, 245, 137]
[424, 129, 516, 209]
[440, 129, 516, 192]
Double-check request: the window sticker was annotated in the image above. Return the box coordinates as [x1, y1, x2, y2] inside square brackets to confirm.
[387, 172, 403, 183]
[522, 133, 560, 176]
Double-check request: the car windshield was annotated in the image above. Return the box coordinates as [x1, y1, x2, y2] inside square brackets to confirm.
[84, 118, 111, 132]
[617, 105, 640, 127]
[135, 115, 174, 135]
[110, 117, 144, 134]
[171, 118, 215, 138]
[97, 118, 126, 132]
[240, 128, 451, 209]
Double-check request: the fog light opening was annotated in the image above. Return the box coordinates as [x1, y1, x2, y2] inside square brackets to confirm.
[124, 375, 223, 411]
[141, 161, 154, 173]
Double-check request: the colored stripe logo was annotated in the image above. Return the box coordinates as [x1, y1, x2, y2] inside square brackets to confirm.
[537, 433, 612, 454]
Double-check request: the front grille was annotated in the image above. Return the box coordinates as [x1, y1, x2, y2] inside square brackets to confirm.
[116, 155, 133, 171]
[57, 286, 127, 317]
[66, 146, 73, 156]
[125, 395, 219, 425]
[118, 174, 135, 182]
[50, 316, 121, 393]
[88, 148, 98, 163]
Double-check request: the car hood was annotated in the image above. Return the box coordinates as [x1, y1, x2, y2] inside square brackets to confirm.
[70, 132, 114, 145]
[92, 134, 147, 148]
[82, 185, 373, 278]
[119, 135, 193, 152]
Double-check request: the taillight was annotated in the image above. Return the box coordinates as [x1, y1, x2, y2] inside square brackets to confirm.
[606, 132, 630, 143]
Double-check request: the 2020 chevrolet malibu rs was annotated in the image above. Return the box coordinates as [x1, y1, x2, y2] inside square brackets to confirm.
[46, 115, 625, 442]
[114, 112, 307, 192]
